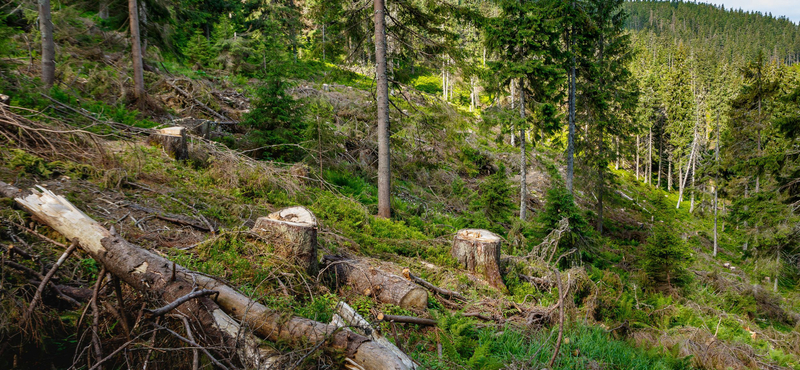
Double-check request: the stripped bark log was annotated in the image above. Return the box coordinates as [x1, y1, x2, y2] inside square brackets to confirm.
[149, 127, 188, 160]
[323, 255, 428, 311]
[452, 229, 506, 291]
[0, 181, 409, 370]
[252, 206, 318, 275]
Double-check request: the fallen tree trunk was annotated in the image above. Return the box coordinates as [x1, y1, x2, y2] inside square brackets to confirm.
[330, 301, 417, 369]
[377, 313, 438, 326]
[323, 255, 428, 311]
[252, 206, 318, 275]
[0, 181, 410, 370]
[452, 229, 506, 291]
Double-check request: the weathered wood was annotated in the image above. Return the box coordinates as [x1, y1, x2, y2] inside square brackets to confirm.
[330, 301, 417, 369]
[128, 203, 213, 232]
[402, 268, 467, 302]
[324, 255, 428, 311]
[149, 127, 188, 160]
[252, 206, 318, 275]
[451, 229, 506, 290]
[376, 313, 438, 327]
[1, 181, 409, 370]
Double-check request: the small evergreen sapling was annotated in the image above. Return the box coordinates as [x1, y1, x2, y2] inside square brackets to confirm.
[643, 222, 692, 290]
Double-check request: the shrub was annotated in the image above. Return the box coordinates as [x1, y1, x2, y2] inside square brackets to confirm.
[242, 79, 307, 162]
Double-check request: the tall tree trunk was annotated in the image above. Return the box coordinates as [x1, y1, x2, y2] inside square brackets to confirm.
[636, 135, 640, 181]
[657, 125, 663, 189]
[690, 149, 696, 213]
[39, 0, 55, 87]
[648, 126, 652, 185]
[677, 129, 697, 208]
[668, 157, 672, 191]
[129, 0, 146, 100]
[375, 0, 391, 219]
[615, 136, 620, 170]
[597, 124, 604, 234]
[713, 113, 720, 257]
[519, 80, 527, 221]
[566, 23, 576, 194]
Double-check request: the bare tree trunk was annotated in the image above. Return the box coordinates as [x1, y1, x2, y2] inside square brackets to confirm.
[668, 157, 672, 191]
[615, 136, 620, 170]
[677, 131, 697, 208]
[648, 126, 652, 185]
[713, 113, 720, 257]
[690, 150, 696, 213]
[519, 80, 527, 221]
[657, 127, 663, 188]
[636, 135, 640, 181]
[39, 0, 55, 87]
[129, 0, 146, 100]
[597, 125, 604, 234]
[566, 35, 576, 193]
[375, 0, 391, 219]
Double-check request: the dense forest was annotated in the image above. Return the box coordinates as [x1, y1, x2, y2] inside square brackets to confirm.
[0, 0, 799, 369]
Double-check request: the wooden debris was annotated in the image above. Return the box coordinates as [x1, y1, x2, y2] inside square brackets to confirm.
[452, 229, 506, 291]
[402, 268, 467, 302]
[330, 302, 417, 369]
[324, 255, 428, 310]
[376, 313, 438, 327]
[252, 206, 318, 275]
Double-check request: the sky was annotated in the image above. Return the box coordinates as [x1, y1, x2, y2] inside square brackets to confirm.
[710, 1, 800, 24]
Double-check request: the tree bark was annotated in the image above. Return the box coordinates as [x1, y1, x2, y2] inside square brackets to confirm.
[251, 206, 318, 276]
[1, 182, 410, 370]
[149, 127, 188, 160]
[323, 256, 428, 310]
[566, 30, 576, 193]
[39, 0, 55, 87]
[648, 125, 652, 185]
[375, 0, 390, 219]
[331, 302, 417, 369]
[452, 229, 505, 291]
[519, 80, 527, 221]
[129, 0, 146, 100]
[636, 135, 640, 181]
[677, 131, 696, 208]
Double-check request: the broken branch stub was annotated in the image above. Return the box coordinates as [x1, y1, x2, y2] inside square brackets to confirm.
[149, 126, 188, 160]
[252, 206, 318, 275]
[324, 256, 428, 311]
[452, 229, 506, 291]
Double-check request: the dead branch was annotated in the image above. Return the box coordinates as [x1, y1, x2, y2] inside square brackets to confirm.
[23, 239, 79, 324]
[128, 203, 214, 232]
[548, 269, 566, 368]
[146, 289, 218, 317]
[402, 268, 467, 302]
[377, 313, 438, 327]
[166, 80, 232, 122]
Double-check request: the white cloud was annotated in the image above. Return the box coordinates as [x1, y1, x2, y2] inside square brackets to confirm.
[708, 1, 800, 24]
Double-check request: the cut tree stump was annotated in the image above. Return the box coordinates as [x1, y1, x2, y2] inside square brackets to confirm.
[150, 126, 188, 160]
[252, 206, 318, 275]
[324, 255, 428, 311]
[452, 229, 506, 291]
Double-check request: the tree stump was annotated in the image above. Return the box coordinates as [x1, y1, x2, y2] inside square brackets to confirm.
[150, 126, 188, 160]
[452, 229, 506, 290]
[324, 256, 428, 311]
[252, 206, 318, 275]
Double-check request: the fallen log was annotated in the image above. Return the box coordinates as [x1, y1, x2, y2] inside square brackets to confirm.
[330, 301, 417, 369]
[149, 126, 188, 160]
[323, 255, 428, 311]
[452, 229, 506, 291]
[252, 206, 318, 275]
[376, 313, 438, 327]
[0, 181, 410, 370]
[402, 268, 467, 302]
